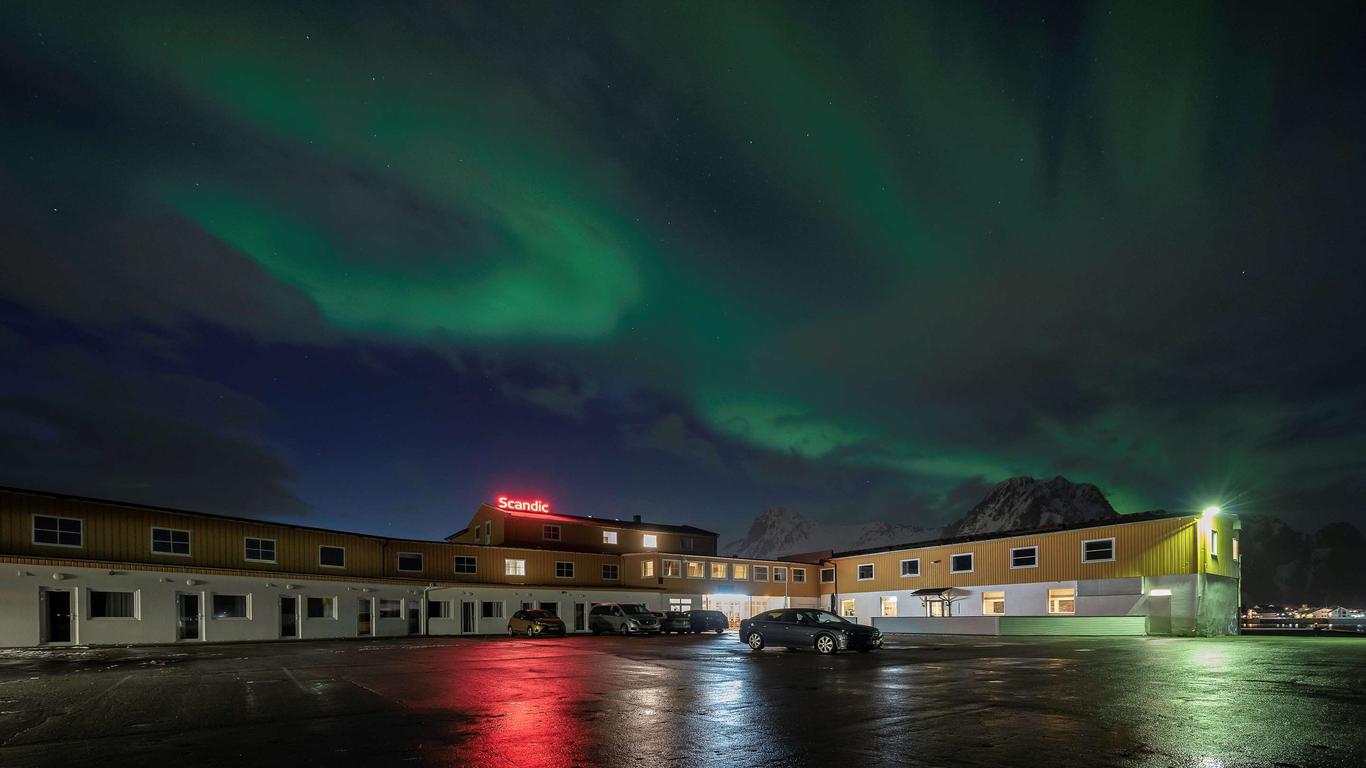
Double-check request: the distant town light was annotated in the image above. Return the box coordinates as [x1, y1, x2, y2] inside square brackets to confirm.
[1149, 588, 1172, 597]
[1201, 506, 1221, 519]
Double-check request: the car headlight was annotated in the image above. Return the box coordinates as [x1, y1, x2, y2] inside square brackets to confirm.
[628, 619, 639, 627]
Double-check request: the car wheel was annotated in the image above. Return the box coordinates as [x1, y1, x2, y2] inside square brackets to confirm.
[814, 634, 838, 655]
[746, 632, 765, 650]
[591, 626, 601, 635]
[619, 625, 630, 636]
[715, 628, 724, 634]
[509, 625, 516, 636]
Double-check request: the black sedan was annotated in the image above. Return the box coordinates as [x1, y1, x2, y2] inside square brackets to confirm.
[739, 608, 882, 654]
[684, 609, 729, 634]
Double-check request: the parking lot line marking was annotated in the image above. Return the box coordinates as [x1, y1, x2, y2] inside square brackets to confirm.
[281, 667, 313, 695]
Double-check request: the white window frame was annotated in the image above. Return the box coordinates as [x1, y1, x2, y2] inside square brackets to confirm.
[88, 589, 139, 620]
[792, 568, 806, 583]
[710, 562, 728, 579]
[685, 560, 705, 579]
[602, 563, 620, 580]
[880, 596, 897, 617]
[773, 567, 787, 582]
[378, 599, 402, 619]
[641, 559, 656, 578]
[662, 559, 682, 578]
[1209, 530, 1218, 558]
[642, 533, 658, 549]
[732, 563, 749, 580]
[1081, 537, 1116, 563]
[603, 530, 618, 545]
[753, 565, 769, 582]
[427, 600, 452, 619]
[319, 545, 346, 569]
[555, 561, 575, 579]
[1009, 546, 1038, 569]
[856, 563, 875, 581]
[839, 598, 856, 618]
[819, 567, 835, 584]
[899, 558, 920, 577]
[453, 555, 478, 574]
[32, 514, 83, 549]
[949, 552, 974, 574]
[542, 524, 561, 541]
[483, 520, 491, 545]
[480, 600, 505, 619]
[211, 593, 251, 620]
[150, 527, 192, 557]
[244, 537, 277, 563]
[397, 552, 424, 572]
[306, 595, 337, 620]
[1232, 537, 1240, 561]
[504, 558, 527, 577]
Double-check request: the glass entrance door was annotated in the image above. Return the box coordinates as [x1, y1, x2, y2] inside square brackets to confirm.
[280, 596, 299, 639]
[177, 593, 201, 640]
[574, 602, 586, 632]
[358, 597, 373, 637]
[41, 589, 73, 643]
[460, 601, 477, 634]
[407, 600, 421, 635]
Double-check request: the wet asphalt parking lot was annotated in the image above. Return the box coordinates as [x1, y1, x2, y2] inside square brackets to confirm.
[0, 633, 1362, 768]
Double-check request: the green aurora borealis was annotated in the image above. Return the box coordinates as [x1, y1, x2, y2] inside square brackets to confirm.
[2, 2, 1364, 535]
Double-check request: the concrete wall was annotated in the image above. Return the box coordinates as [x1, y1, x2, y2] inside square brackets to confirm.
[873, 616, 1000, 635]
[835, 580, 1080, 626]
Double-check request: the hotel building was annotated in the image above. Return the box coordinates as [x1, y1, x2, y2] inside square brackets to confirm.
[0, 487, 1238, 647]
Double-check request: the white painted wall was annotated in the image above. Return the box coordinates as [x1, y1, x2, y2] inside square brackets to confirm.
[835, 580, 1079, 625]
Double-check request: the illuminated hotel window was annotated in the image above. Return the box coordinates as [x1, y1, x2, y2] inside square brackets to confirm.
[880, 596, 897, 617]
[710, 562, 728, 579]
[555, 561, 574, 578]
[982, 591, 1005, 615]
[686, 561, 705, 578]
[642, 534, 658, 548]
[1048, 588, 1076, 614]
[504, 558, 527, 576]
[819, 568, 834, 583]
[792, 568, 806, 583]
[669, 598, 693, 611]
[1082, 538, 1115, 563]
[856, 563, 874, 581]
[543, 525, 561, 541]
[753, 566, 769, 582]
[1233, 537, 1240, 561]
[773, 567, 787, 582]
[840, 599, 856, 618]
[733, 564, 749, 580]
[602, 564, 619, 580]
[1209, 529, 1218, 558]
[641, 559, 656, 578]
[663, 560, 682, 578]
[603, 531, 618, 545]
[900, 559, 919, 577]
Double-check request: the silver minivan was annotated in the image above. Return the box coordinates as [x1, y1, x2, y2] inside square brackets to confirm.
[589, 602, 661, 635]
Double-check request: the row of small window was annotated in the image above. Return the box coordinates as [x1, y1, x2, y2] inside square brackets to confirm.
[83, 591, 348, 620]
[539, 525, 694, 551]
[843, 588, 1080, 619]
[849, 539, 1119, 582]
[638, 559, 807, 582]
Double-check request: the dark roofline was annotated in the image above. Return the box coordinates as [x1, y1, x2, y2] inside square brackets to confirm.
[830, 510, 1199, 558]
[0, 485, 456, 546]
[482, 504, 718, 537]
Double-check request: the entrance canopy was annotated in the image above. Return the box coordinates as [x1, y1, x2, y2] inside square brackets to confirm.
[910, 588, 972, 598]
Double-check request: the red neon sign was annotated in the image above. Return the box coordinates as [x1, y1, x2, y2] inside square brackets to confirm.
[496, 496, 551, 513]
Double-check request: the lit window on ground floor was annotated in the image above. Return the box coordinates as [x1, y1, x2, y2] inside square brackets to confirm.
[880, 596, 897, 617]
[982, 591, 1005, 615]
[1048, 588, 1076, 614]
[669, 598, 692, 611]
[840, 598, 856, 618]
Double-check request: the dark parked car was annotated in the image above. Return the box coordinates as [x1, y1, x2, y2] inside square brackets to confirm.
[660, 612, 692, 634]
[739, 608, 882, 654]
[508, 609, 566, 637]
[685, 610, 728, 634]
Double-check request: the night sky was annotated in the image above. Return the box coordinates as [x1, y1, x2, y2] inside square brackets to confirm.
[2, 2, 1364, 541]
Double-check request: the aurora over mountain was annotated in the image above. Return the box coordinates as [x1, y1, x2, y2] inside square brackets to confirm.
[2, 2, 1364, 539]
